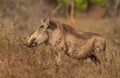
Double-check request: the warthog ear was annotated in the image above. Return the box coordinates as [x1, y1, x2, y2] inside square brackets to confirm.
[48, 20, 57, 30]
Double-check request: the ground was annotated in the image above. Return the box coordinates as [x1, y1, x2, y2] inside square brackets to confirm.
[0, 0, 120, 78]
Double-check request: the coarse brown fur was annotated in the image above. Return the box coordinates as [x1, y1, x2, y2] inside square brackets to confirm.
[27, 18, 106, 65]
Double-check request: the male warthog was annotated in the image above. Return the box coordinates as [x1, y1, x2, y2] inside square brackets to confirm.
[27, 18, 106, 65]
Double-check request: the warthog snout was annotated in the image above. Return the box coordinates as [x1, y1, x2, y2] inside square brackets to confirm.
[26, 38, 38, 48]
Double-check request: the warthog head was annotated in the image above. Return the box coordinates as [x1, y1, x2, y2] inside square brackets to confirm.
[27, 19, 50, 47]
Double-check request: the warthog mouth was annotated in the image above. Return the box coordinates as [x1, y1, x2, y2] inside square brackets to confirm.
[26, 42, 38, 48]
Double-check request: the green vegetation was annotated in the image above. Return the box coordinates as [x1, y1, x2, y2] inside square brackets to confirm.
[91, 0, 106, 6]
[0, 0, 3, 8]
[75, 0, 88, 11]
[57, 0, 106, 11]
[0, 37, 9, 49]
[57, 0, 70, 5]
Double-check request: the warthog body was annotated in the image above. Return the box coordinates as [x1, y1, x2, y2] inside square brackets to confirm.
[27, 18, 106, 65]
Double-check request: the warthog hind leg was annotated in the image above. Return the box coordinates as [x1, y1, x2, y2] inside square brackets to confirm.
[90, 55, 100, 65]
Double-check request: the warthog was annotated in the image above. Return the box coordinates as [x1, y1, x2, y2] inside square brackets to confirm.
[27, 18, 106, 65]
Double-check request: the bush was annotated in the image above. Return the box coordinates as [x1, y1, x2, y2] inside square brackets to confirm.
[57, 0, 106, 11]
[0, 0, 3, 8]
[75, 0, 88, 11]
[91, 0, 106, 6]
[0, 37, 9, 49]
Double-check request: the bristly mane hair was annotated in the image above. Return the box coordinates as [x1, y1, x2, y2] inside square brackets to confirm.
[48, 18, 86, 39]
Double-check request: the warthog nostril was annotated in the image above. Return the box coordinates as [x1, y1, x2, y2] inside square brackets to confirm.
[27, 38, 38, 48]
[30, 38, 35, 45]
[32, 42, 37, 46]
[26, 38, 36, 47]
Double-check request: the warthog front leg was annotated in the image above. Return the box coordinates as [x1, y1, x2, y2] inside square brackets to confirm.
[55, 51, 61, 65]
[54, 51, 62, 72]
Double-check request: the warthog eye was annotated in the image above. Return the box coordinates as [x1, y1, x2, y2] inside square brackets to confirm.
[39, 25, 44, 30]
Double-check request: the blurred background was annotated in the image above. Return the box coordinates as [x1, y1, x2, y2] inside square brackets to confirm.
[0, 0, 120, 78]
